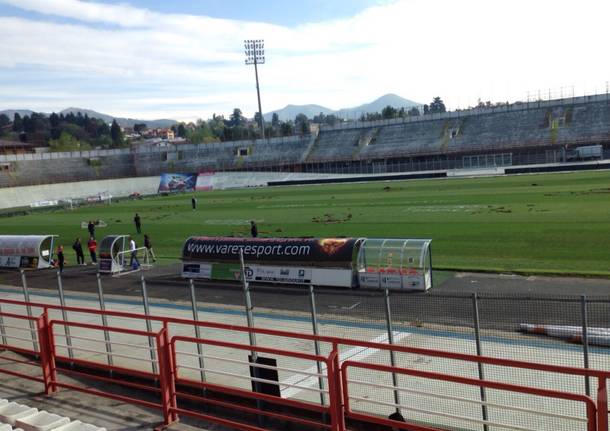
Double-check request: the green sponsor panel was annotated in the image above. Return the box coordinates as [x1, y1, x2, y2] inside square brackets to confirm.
[211, 262, 242, 281]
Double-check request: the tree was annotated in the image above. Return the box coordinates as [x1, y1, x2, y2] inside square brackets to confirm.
[423, 104, 430, 115]
[271, 113, 280, 128]
[12, 113, 22, 132]
[110, 120, 124, 147]
[230, 108, 244, 127]
[0, 114, 9, 127]
[177, 123, 187, 138]
[294, 113, 310, 135]
[381, 105, 397, 119]
[325, 114, 339, 126]
[429, 97, 446, 114]
[134, 123, 147, 134]
[49, 132, 91, 152]
[49, 113, 61, 139]
[279, 121, 293, 136]
[408, 107, 420, 116]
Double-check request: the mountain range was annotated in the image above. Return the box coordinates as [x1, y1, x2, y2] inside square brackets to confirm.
[1, 94, 421, 126]
[263, 93, 420, 121]
[0, 108, 177, 129]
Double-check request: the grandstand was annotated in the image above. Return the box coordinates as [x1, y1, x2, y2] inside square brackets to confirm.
[0, 94, 609, 188]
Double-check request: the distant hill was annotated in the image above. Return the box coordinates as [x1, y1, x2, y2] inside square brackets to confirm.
[0, 109, 35, 118]
[264, 94, 420, 122]
[59, 108, 177, 128]
[0, 108, 177, 129]
[263, 104, 334, 122]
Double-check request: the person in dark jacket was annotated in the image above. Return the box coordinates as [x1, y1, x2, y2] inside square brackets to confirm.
[73, 237, 85, 265]
[134, 213, 142, 234]
[143, 234, 156, 262]
[191, 196, 197, 210]
[57, 245, 65, 273]
[87, 220, 95, 238]
[250, 220, 258, 238]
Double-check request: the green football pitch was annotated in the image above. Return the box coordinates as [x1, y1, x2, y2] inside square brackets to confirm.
[2, 170, 610, 275]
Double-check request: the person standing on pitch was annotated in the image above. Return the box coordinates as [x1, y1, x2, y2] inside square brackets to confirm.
[134, 213, 142, 234]
[57, 245, 65, 273]
[144, 234, 156, 262]
[87, 220, 95, 238]
[73, 237, 85, 265]
[129, 236, 140, 268]
[250, 220, 258, 238]
[87, 236, 97, 264]
[191, 196, 197, 210]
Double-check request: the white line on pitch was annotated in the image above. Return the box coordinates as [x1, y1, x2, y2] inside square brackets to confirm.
[280, 331, 410, 399]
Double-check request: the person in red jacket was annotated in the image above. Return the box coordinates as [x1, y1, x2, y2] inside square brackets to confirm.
[87, 236, 97, 264]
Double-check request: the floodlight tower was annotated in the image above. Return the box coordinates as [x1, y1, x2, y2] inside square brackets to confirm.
[244, 39, 266, 139]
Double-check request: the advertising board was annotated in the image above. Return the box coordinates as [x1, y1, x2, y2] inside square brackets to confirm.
[182, 236, 358, 268]
[158, 173, 198, 193]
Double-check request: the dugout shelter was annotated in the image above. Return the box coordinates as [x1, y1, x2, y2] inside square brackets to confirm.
[98, 235, 129, 274]
[181, 236, 432, 290]
[0, 235, 57, 269]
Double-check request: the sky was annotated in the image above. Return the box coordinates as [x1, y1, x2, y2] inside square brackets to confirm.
[0, 0, 609, 122]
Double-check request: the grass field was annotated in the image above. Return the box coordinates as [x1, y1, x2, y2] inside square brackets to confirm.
[2, 170, 610, 276]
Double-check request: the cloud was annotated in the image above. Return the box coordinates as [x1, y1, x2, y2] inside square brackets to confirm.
[0, 0, 609, 121]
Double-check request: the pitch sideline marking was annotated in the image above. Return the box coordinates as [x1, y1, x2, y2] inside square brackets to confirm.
[280, 331, 410, 399]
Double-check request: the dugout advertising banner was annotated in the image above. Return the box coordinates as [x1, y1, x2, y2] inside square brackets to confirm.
[182, 236, 359, 268]
[158, 173, 198, 193]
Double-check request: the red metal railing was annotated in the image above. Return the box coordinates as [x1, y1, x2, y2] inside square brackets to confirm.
[0, 297, 608, 431]
[341, 360, 598, 431]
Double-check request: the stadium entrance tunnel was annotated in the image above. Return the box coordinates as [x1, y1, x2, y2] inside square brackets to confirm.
[0, 235, 58, 269]
[181, 236, 432, 290]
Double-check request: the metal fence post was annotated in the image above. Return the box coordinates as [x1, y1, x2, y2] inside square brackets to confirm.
[383, 288, 402, 416]
[308, 285, 326, 406]
[140, 273, 158, 374]
[472, 293, 489, 431]
[20, 269, 39, 352]
[581, 295, 591, 396]
[0, 303, 7, 346]
[239, 250, 265, 426]
[95, 271, 113, 367]
[56, 271, 74, 360]
[239, 250, 257, 356]
[188, 278, 206, 383]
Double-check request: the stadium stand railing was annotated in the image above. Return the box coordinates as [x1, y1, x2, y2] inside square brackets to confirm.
[0, 296, 608, 431]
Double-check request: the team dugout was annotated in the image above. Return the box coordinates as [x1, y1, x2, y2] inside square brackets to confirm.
[181, 236, 432, 290]
[0, 235, 57, 269]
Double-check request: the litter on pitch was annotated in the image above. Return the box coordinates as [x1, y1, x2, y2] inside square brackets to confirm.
[181, 236, 432, 290]
[0, 235, 58, 269]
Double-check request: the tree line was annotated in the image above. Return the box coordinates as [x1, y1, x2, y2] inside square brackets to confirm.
[170, 96, 447, 144]
[0, 112, 124, 151]
[0, 96, 448, 148]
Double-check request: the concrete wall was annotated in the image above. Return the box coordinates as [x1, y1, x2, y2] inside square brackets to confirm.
[0, 176, 159, 209]
[0, 172, 359, 210]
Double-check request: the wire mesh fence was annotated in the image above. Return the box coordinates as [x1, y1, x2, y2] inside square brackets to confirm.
[4, 269, 609, 431]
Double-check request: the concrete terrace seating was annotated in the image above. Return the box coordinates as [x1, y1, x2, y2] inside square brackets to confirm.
[0, 400, 104, 431]
[307, 129, 369, 161]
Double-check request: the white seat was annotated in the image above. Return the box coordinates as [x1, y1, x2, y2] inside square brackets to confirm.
[15, 411, 70, 431]
[0, 424, 13, 431]
[51, 421, 106, 431]
[0, 402, 38, 426]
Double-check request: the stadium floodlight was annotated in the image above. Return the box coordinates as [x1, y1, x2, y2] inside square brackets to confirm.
[244, 39, 266, 139]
